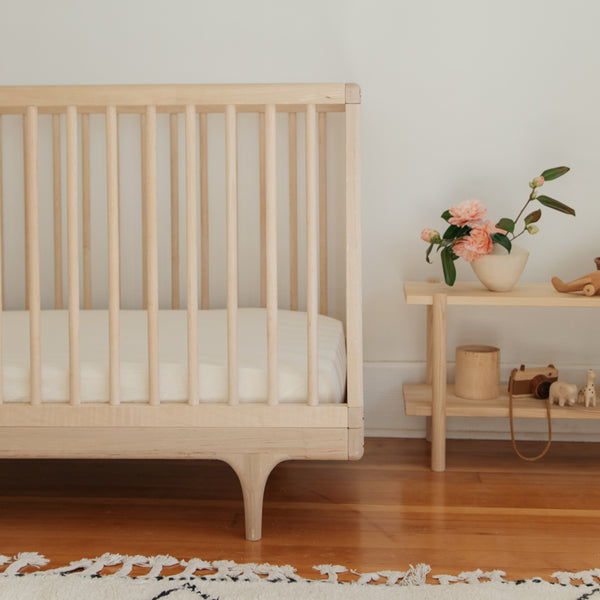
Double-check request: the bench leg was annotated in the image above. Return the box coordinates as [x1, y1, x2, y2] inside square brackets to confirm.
[223, 453, 285, 541]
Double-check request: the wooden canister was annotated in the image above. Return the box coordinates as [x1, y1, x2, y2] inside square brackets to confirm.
[455, 345, 500, 400]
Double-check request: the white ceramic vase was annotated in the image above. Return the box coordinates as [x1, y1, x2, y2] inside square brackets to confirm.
[471, 244, 529, 292]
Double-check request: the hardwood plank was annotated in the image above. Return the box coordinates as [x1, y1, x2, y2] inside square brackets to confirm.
[1, 438, 600, 582]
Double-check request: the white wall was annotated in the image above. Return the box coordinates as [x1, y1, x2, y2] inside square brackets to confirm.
[2, 0, 600, 440]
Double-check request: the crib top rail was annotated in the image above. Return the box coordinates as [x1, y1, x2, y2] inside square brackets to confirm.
[0, 83, 360, 113]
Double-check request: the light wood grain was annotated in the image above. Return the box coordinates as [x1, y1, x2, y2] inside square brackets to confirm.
[318, 112, 328, 315]
[431, 293, 447, 472]
[23, 116, 29, 309]
[0, 84, 347, 108]
[199, 112, 209, 310]
[259, 111, 266, 309]
[169, 113, 180, 309]
[265, 104, 278, 406]
[52, 114, 63, 309]
[105, 105, 120, 406]
[144, 106, 160, 406]
[405, 281, 600, 307]
[345, 104, 363, 412]
[185, 105, 199, 405]
[24, 107, 41, 405]
[225, 105, 239, 405]
[0, 116, 3, 311]
[140, 113, 147, 310]
[0, 403, 349, 428]
[81, 113, 92, 309]
[288, 112, 298, 311]
[305, 105, 318, 407]
[66, 106, 81, 405]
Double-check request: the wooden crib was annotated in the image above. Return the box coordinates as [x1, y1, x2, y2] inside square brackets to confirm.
[0, 83, 362, 540]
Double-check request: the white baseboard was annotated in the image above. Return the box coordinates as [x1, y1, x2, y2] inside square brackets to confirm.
[364, 362, 600, 442]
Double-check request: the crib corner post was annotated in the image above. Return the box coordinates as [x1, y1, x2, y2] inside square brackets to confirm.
[223, 453, 285, 542]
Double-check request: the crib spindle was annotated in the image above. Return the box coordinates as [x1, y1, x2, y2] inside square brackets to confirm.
[265, 104, 278, 406]
[345, 100, 363, 409]
[23, 117, 29, 310]
[259, 111, 266, 309]
[225, 105, 239, 405]
[199, 112, 209, 310]
[106, 106, 120, 405]
[169, 113, 180, 309]
[185, 105, 199, 405]
[24, 107, 42, 405]
[318, 112, 328, 316]
[0, 116, 3, 403]
[145, 106, 160, 406]
[66, 106, 81, 405]
[82, 113, 92, 309]
[305, 104, 319, 407]
[0, 115, 4, 311]
[288, 112, 298, 312]
[52, 114, 63, 309]
[141, 113, 148, 310]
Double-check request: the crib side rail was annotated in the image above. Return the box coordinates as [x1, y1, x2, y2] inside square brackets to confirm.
[0, 83, 362, 415]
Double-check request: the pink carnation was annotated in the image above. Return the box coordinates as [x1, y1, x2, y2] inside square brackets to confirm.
[448, 199, 487, 226]
[452, 224, 493, 262]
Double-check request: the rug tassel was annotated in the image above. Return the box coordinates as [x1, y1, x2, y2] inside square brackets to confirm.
[313, 564, 348, 583]
[3, 552, 49, 575]
[178, 558, 213, 578]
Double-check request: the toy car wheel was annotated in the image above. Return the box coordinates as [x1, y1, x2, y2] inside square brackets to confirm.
[583, 283, 596, 296]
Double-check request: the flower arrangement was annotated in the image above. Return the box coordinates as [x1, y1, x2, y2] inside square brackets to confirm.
[421, 167, 574, 285]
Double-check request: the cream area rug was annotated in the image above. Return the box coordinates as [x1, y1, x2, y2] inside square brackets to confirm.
[1, 553, 600, 599]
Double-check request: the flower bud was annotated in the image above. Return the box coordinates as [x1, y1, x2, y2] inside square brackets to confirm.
[421, 228, 441, 243]
[531, 176, 544, 188]
[526, 224, 539, 235]
[531, 190, 538, 199]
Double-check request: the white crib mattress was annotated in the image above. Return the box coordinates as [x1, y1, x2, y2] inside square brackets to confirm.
[2, 308, 346, 404]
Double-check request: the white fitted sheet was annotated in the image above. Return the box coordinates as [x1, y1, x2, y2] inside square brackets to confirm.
[1, 308, 346, 404]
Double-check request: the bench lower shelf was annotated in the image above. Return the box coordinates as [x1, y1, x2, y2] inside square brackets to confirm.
[403, 383, 600, 419]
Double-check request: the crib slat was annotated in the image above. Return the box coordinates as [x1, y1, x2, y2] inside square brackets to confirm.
[265, 104, 278, 406]
[345, 101, 363, 409]
[0, 116, 3, 403]
[23, 118, 29, 310]
[318, 112, 328, 316]
[82, 113, 92, 309]
[288, 112, 298, 312]
[140, 113, 148, 310]
[259, 112, 266, 309]
[25, 107, 42, 405]
[305, 104, 319, 406]
[145, 106, 160, 406]
[0, 116, 4, 311]
[169, 113, 180, 309]
[52, 114, 63, 309]
[199, 112, 209, 310]
[185, 105, 199, 405]
[106, 105, 120, 405]
[225, 105, 239, 405]
[66, 106, 81, 405]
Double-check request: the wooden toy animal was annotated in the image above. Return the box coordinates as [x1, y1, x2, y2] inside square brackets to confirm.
[549, 381, 578, 407]
[579, 369, 597, 408]
[552, 259, 600, 296]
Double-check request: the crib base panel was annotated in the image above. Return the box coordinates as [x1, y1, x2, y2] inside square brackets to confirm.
[0, 426, 349, 460]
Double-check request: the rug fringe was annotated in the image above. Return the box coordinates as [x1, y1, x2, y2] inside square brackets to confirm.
[1, 553, 600, 587]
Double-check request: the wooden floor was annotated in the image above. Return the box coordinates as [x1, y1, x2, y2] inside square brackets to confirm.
[2, 437, 600, 582]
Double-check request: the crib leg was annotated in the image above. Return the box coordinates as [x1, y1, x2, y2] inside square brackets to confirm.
[223, 453, 285, 541]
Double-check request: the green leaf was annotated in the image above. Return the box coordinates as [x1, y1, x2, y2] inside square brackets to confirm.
[441, 209, 452, 222]
[491, 233, 512, 253]
[524, 209, 542, 225]
[425, 243, 435, 264]
[443, 224, 470, 240]
[441, 247, 456, 286]
[536, 195, 576, 216]
[495, 218, 515, 234]
[540, 166, 570, 181]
